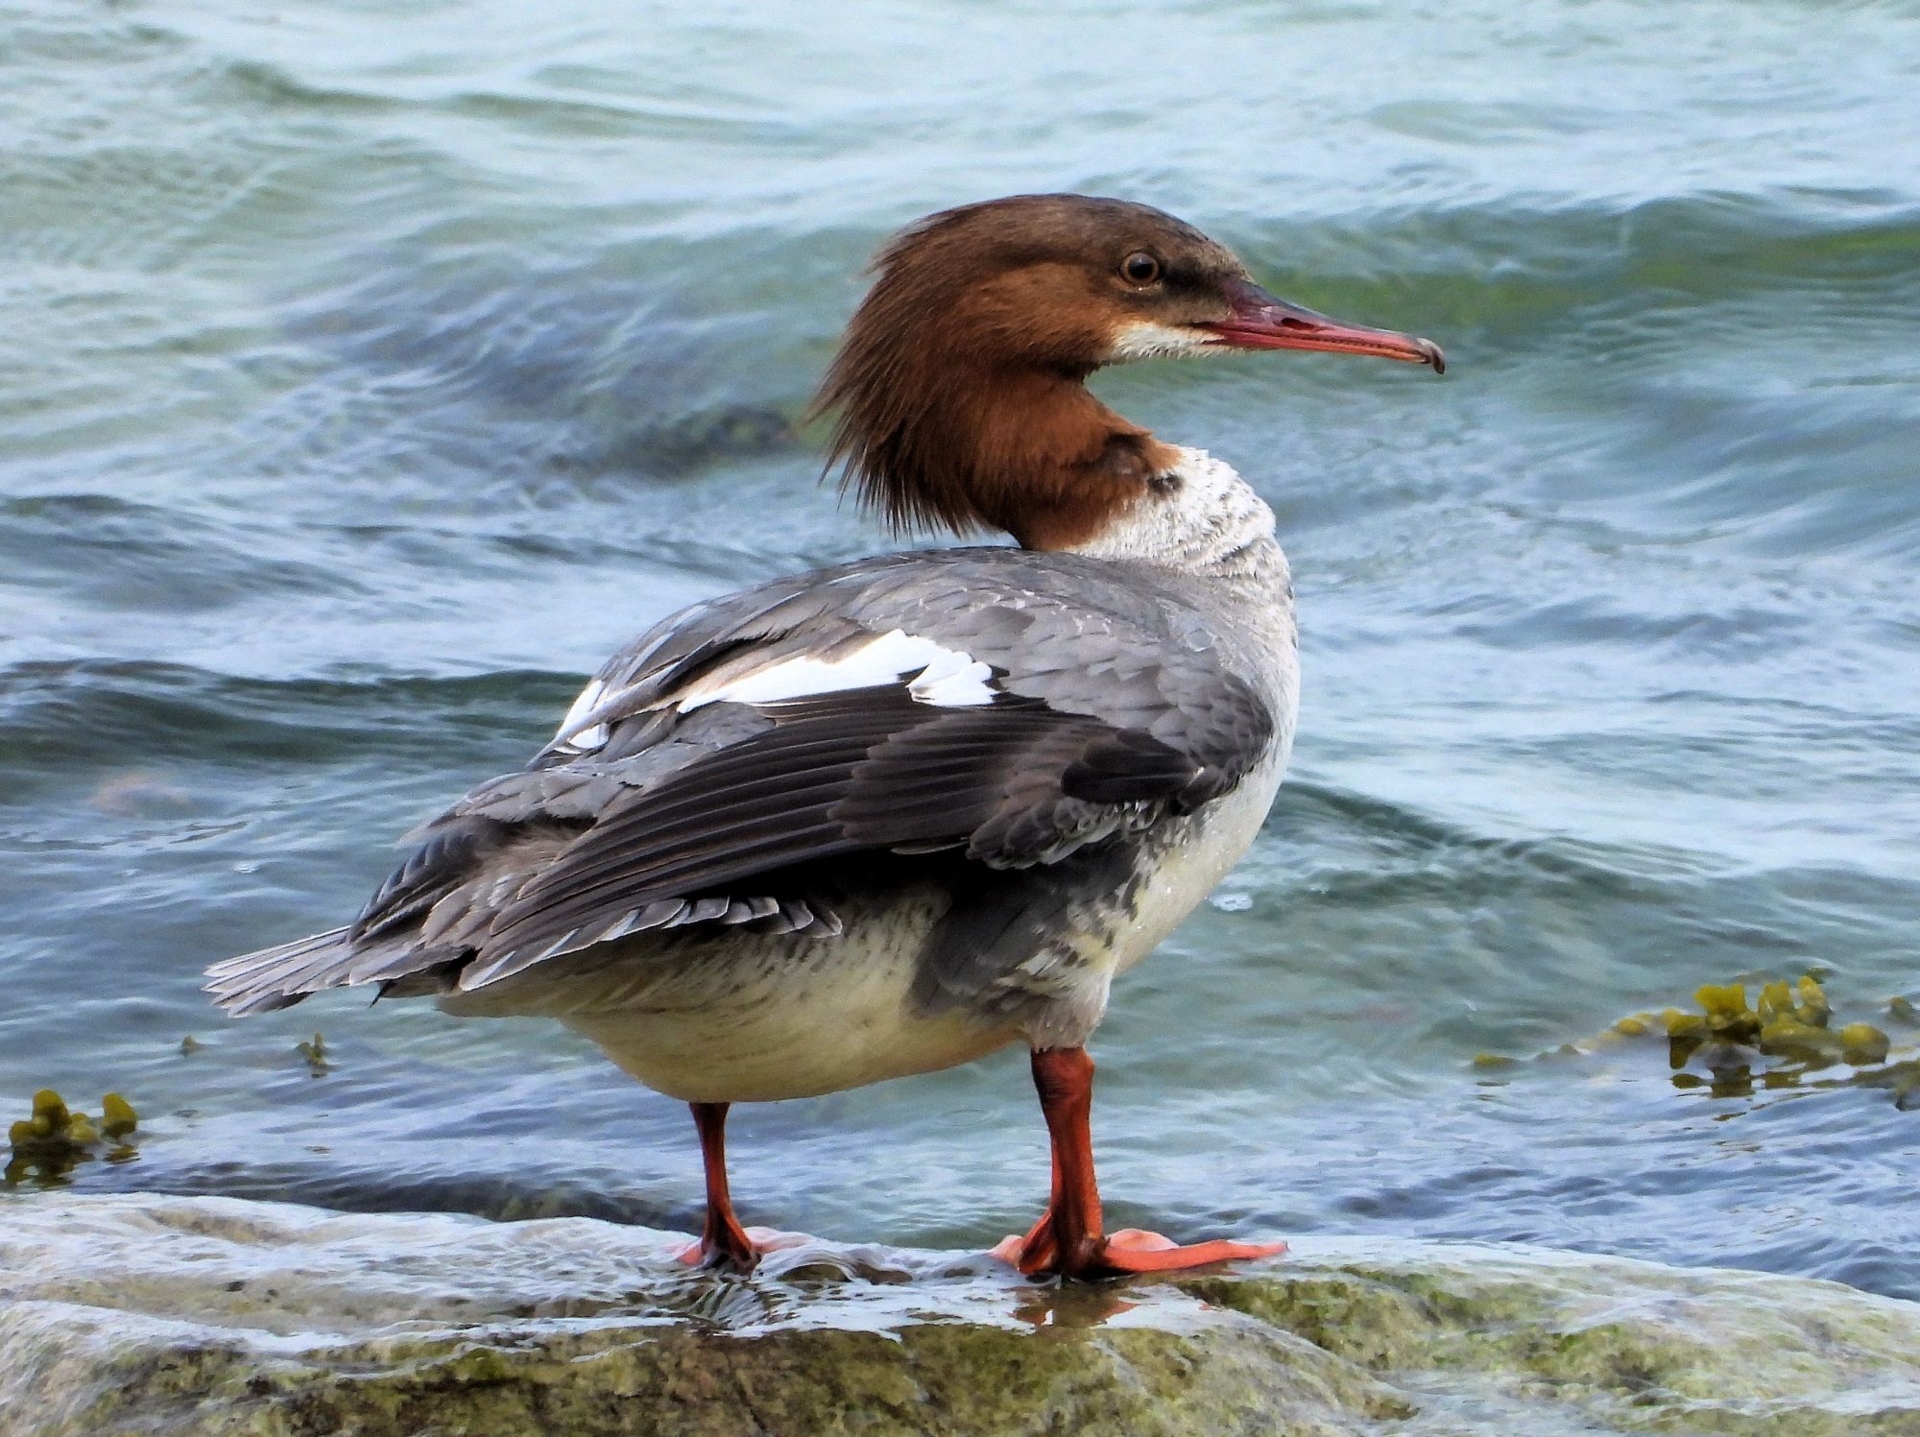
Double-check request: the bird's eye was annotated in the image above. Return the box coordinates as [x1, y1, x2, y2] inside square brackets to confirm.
[1120, 252, 1161, 285]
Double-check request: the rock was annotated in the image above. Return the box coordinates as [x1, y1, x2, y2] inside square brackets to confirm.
[2, 1194, 1918, 1436]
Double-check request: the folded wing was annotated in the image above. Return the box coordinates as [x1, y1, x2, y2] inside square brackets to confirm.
[206, 550, 1276, 1015]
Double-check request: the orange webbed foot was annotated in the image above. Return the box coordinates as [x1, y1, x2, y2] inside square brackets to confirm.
[998, 1049, 1288, 1280]
[991, 1206, 1060, 1276]
[1089, 1228, 1288, 1274]
[993, 1220, 1285, 1279]
[676, 1225, 802, 1272]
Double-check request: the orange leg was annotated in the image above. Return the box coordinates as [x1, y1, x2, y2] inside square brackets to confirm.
[996, 1046, 1287, 1280]
[677, 1101, 762, 1271]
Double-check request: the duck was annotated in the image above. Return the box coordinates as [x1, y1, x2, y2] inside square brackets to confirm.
[206, 194, 1443, 1280]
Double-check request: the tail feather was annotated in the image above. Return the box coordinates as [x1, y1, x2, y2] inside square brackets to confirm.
[204, 928, 353, 1016]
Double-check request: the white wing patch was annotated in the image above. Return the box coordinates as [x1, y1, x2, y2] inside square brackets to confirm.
[552, 677, 610, 754]
[551, 630, 996, 757]
[906, 644, 996, 707]
[678, 629, 995, 712]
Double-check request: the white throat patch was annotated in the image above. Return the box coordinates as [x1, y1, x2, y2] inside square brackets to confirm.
[1104, 321, 1220, 363]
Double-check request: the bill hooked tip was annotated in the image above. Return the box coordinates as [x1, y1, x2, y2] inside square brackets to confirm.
[1414, 336, 1446, 375]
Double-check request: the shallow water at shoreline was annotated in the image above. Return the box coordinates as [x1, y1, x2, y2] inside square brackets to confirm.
[3, 0, 1918, 1298]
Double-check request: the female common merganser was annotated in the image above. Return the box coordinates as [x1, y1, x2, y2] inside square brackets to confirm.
[208, 195, 1442, 1279]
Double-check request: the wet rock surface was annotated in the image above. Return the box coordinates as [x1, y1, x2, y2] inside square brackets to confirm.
[3, 1194, 1918, 1436]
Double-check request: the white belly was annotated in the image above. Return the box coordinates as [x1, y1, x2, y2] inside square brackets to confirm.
[439, 756, 1284, 1103]
[1115, 751, 1285, 972]
[440, 884, 1022, 1104]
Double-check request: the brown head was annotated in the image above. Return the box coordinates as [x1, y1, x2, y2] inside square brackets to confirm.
[814, 194, 1443, 551]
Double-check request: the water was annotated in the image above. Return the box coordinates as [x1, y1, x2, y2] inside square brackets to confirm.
[4, 0, 1919, 1301]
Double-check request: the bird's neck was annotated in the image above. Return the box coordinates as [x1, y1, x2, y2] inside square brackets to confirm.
[952, 372, 1186, 551]
[835, 357, 1186, 550]
[837, 355, 1281, 577]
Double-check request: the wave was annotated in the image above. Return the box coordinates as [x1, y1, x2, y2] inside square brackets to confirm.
[0, 659, 575, 770]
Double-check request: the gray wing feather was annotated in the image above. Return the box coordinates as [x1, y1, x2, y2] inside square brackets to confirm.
[205, 928, 353, 1015]
[206, 549, 1276, 1015]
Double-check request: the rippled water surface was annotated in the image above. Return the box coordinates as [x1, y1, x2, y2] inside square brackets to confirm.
[4, 0, 1919, 1299]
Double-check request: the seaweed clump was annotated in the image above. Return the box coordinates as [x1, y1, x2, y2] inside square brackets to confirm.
[6, 1089, 139, 1186]
[1660, 977, 1891, 1087]
[296, 1031, 331, 1076]
[1480, 977, 1919, 1107]
[1627, 977, 1909, 1102]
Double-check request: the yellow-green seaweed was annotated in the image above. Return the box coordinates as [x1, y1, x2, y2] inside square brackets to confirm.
[1839, 1022, 1891, 1065]
[1477, 974, 1905, 1104]
[5, 1088, 139, 1186]
[296, 1031, 331, 1074]
[1663, 975, 1892, 1087]
[101, 1092, 138, 1140]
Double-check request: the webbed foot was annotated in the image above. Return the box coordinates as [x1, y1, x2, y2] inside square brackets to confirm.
[994, 1216, 1285, 1278]
[676, 1224, 800, 1272]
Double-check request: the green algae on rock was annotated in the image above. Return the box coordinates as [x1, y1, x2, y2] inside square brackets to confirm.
[3, 1193, 1920, 1437]
[4, 1091, 137, 1186]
